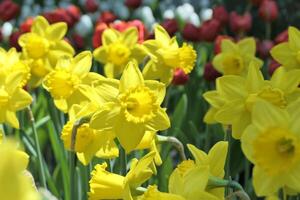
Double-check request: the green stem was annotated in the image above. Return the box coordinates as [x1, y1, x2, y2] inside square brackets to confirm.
[224, 128, 232, 196]
[119, 147, 127, 176]
[157, 135, 187, 161]
[27, 106, 47, 188]
[266, 22, 272, 40]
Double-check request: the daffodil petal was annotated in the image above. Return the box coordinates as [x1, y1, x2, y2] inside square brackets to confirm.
[120, 61, 144, 92]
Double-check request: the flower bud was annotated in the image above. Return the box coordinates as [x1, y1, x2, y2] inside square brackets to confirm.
[20, 17, 34, 33]
[258, 0, 278, 22]
[66, 5, 81, 25]
[214, 35, 233, 54]
[43, 8, 73, 27]
[97, 11, 117, 24]
[92, 22, 108, 48]
[125, 0, 142, 9]
[212, 5, 229, 26]
[275, 29, 288, 44]
[0, 0, 20, 21]
[204, 62, 221, 81]
[161, 19, 178, 37]
[172, 68, 189, 85]
[257, 39, 274, 58]
[229, 11, 252, 34]
[85, 0, 99, 13]
[268, 59, 280, 75]
[200, 19, 221, 42]
[182, 23, 200, 42]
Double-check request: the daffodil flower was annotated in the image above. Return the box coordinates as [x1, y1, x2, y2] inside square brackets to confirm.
[43, 51, 103, 112]
[0, 72, 32, 128]
[168, 142, 228, 200]
[19, 16, 75, 87]
[138, 185, 185, 200]
[61, 104, 119, 166]
[0, 139, 40, 200]
[271, 26, 300, 70]
[213, 38, 262, 76]
[204, 63, 300, 139]
[241, 100, 300, 196]
[0, 48, 30, 87]
[93, 27, 146, 78]
[88, 151, 156, 200]
[89, 61, 170, 152]
[143, 25, 196, 85]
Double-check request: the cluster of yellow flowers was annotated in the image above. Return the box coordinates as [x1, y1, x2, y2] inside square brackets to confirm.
[204, 27, 300, 197]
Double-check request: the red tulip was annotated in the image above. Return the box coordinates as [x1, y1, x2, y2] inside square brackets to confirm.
[97, 11, 117, 24]
[172, 68, 189, 85]
[66, 5, 81, 25]
[200, 19, 221, 42]
[204, 62, 221, 81]
[182, 23, 200, 42]
[212, 6, 229, 26]
[229, 11, 252, 34]
[258, 0, 278, 22]
[125, 0, 142, 9]
[0, 0, 20, 21]
[161, 19, 178, 37]
[257, 39, 274, 58]
[92, 22, 108, 48]
[20, 17, 34, 33]
[85, 0, 99, 13]
[275, 29, 288, 44]
[10, 31, 22, 51]
[72, 34, 85, 49]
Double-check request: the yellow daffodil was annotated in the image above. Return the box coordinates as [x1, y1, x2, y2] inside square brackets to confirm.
[168, 142, 228, 200]
[213, 38, 262, 76]
[0, 48, 30, 87]
[0, 72, 32, 128]
[241, 100, 300, 196]
[89, 61, 170, 152]
[43, 51, 103, 112]
[0, 140, 40, 200]
[204, 63, 300, 139]
[89, 151, 156, 200]
[93, 27, 146, 78]
[19, 16, 74, 87]
[138, 185, 185, 200]
[0, 130, 2, 143]
[143, 25, 196, 85]
[61, 104, 119, 166]
[271, 26, 300, 70]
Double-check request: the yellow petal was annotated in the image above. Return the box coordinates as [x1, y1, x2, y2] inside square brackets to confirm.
[208, 141, 228, 178]
[146, 108, 170, 131]
[215, 99, 245, 124]
[231, 111, 251, 139]
[144, 80, 166, 105]
[119, 61, 144, 93]
[253, 166, 283, 197]
[270, 43, 299, 69]
[102, 28, 119, 46]
[288, 26, 300, 50]
[187, 144, 209, 166]
[31, 16, 49, 36]
[131, 44, 147, 63]
[271, 68, 300, 94]
[217, 75, 247, 99]
[5, 111, 19, 128]
[122, 27, 138, 46]
[93, 46, 107, 63]
[154, 25, 171, 46]
[10, 88, 32, 111]
[238, 37, 256, 56]
[73, 51, 92, 78]
[54, 99, 68, 112]
[246, 62, 264, 93]
[45, 22, 67, 41]
[221, 39, 238, 53]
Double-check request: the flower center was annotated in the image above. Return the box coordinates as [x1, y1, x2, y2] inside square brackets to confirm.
[252, 127, 300, 175]
[25, 35, 50, 59]
[245, 86, 287, 111]
[119, 86, 157, 123]
[178, 43, 197, 74]
[0, 87, 9, 106]
[222, 54, 244, 75]
[31, 59, 50, 78]
[45, 70, 80, 99]
[176, 160, 196, 177]
[108, 42, 131, 66]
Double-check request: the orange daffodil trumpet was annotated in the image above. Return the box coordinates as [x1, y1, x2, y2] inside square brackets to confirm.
[142, 25, 197, 85]
[93, 27, 146, 78]
[89, 61, 170, 152]
[19, 16, 74, 87]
